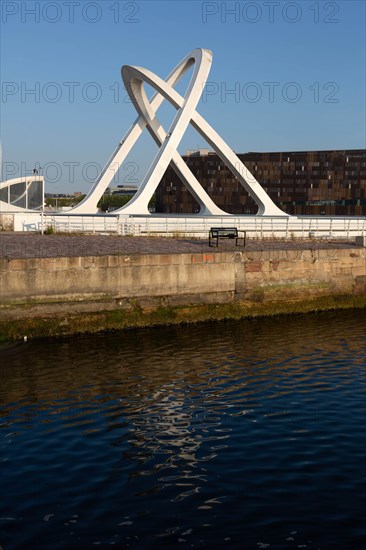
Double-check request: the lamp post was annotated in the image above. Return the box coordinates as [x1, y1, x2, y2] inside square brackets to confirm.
[34, 167, 44, 234]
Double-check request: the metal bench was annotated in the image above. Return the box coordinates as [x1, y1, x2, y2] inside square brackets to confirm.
[209, 227, 246, 247]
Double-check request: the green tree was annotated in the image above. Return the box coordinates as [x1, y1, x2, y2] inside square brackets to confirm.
[98, 194, 156, 212]
[45, 195, 86, 208]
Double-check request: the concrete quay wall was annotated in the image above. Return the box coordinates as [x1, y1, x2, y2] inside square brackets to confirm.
[1, 247, 366, 339]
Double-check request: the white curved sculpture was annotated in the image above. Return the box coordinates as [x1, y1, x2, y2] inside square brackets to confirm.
[72, 49, 286, 217]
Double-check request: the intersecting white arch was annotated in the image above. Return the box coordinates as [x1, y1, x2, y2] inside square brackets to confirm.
[73, 49, 226, 215]
[72, 49, 286, 217]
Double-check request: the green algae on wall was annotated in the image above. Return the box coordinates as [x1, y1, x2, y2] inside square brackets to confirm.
[1, 294, 366, 342]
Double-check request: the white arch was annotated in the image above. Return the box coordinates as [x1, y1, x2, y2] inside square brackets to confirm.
[72, 49, 227, 215]
[72, 48, 287, 217]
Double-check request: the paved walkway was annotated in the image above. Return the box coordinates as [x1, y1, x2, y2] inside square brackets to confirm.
[0, 232, 358, 259]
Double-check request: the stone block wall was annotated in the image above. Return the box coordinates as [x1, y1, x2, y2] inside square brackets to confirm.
[0, 247, 365, 339]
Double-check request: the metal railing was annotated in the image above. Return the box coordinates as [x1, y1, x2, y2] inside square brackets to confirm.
[15, 212, 366, 239]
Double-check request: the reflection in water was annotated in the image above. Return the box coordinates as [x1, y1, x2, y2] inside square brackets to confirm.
[1, 310, 366, 549]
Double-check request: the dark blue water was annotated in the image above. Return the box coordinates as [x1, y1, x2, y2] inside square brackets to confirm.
[1, 310, 365, 549]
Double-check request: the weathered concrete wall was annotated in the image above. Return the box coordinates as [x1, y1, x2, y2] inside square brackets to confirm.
[1, 248, 365, 339]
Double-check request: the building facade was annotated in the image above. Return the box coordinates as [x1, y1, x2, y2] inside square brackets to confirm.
[156, 149, 366, 216]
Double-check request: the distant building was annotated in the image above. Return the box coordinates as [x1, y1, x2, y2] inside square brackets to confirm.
[105, 185, 138, 196]
[156, 149, 366, 216]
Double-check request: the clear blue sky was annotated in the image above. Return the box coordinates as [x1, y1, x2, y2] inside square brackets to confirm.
[1, 0, 365, 193]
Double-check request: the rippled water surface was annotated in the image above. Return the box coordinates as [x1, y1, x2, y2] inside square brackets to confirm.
[1, 310, 366, 549]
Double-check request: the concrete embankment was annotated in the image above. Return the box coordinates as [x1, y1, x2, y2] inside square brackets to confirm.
[0, 238, 365, 340]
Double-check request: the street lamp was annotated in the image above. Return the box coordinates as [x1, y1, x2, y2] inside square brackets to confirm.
[34, 166, 45, 234]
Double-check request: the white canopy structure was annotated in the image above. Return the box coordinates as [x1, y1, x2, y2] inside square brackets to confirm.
[0, 175, 44, 212]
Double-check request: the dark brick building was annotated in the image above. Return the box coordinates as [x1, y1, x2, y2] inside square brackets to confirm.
[156, 149, 366, 216]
